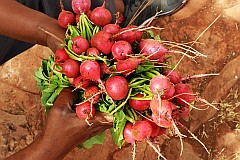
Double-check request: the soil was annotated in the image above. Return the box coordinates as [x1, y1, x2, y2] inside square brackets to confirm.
[0, 0, 240, 159]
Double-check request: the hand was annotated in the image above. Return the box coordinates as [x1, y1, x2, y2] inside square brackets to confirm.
[5, 88, 112, 160]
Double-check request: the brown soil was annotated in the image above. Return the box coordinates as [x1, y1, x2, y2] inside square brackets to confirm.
[0, 0, 239, 159]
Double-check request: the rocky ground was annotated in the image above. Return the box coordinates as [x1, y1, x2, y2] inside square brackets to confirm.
[0, 0, 240, 159]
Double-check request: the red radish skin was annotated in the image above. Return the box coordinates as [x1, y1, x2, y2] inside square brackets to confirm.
[105, 76, 129, 100]
[73, 75, 89, 89]
[62, 59, 80, 78]
[150, 98, 173, 128]
[174, 83, 196, 105]
[72, 36, 90, 55]
[116, 25, 142, 44]
[90, 1, 112, 26]
[164, 70, 182, 84]
[112, 40, 132, 60]
[103, 24, 120, 35]
[84, 85, 101, 104]
[86, 47, 100, 57]
[144, 119, 161, 138]
[150, 98, 173, 116]
[80, 60, 101, 82]
[99, 62, 111, 77]
[58, 10, 75, 29]
[116, 58, 143, 76]
[54, 48, 69, 63]
[139, 39, 167, 60]
[129, 94, 150, 111]
[123, 122, 136, 144]
[90, 31, 114, 55]
[150, 75, 175, 99]
[131, 121, 153, 141]
[72, 0, 91, 14]
[76, 102, 96, 120]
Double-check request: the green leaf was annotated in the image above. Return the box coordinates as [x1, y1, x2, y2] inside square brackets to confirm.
[79, 132, 105, 149]
[110, 110, 127, 148]
[34, 68, 48, 80]
[135, 61, 155, 74]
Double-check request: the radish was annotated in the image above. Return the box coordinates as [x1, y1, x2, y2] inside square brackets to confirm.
[54, 48, 69, 63]
[90, 31, 114, 55]
[90, 1, 112, 26]
[102, 23, 120, 35]
[116, 25, 142, 44]
[150, 98, 173, 128]
[111, 40, 132, 60]
[58, 10, 75, 29]
[150, 75, 175, 99]
[62, 59, 80, 78]
[129, 94, 150, 111]
[71, 36, 90, 55]
[123, 122, 136, 144]
[80, 60, 100, 81]
[116, 58, 143, 76]
[86, 47, 100, 57]
[72, 0, 91, 14]
[143, 119, 161, 138]
[174, 83, 196, 105]
[73, 75, 89, 89]
[131, 121, 152, 141]
[139, 39, 167, 60]
[164, 70, 182, 84]
[99, 62, 111, 77]
[105, 76, 129, 100]
[84, 85, 100, 104]
[76, 101, 96, 120]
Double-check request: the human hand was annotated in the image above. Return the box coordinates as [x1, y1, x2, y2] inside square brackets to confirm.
[5, 88, 112, 160]
[41, 87, 113, 158]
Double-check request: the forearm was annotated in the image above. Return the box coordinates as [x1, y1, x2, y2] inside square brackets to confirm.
[0, 0, 65, 46]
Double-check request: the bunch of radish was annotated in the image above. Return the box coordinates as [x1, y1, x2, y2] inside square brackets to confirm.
[36, 0, 216, 157]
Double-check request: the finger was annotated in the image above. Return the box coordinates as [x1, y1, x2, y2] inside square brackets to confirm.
[52, 87, 78, 112]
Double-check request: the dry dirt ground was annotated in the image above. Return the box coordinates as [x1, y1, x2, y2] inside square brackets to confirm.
[0, 0, 240, 159]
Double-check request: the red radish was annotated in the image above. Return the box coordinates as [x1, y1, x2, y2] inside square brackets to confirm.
[123, 122, 136, 144]
[150, 98, 173, 116]
[105, 76, 129, 100]
[131, 121, 153, 141]
[76, 101, 95, 120]
[58, 10, 75, 28]
[129, 94, 150, 111]
[73, 75, 89, 89]
[174, 83, 196, 105]
[90, 1, 112, 26]
[164, 70, 182, 84]
[103, 23, 120, 35]
[111, 40, 132, 60]
[72, 0, 91, 14]
[99, 62, 111, 77]
[150, 75, 175, 99]
[178, 105, 191, 119]
[84, 85, 101, 104]
[62, 59, 80, 78]
[152, 113, 172, 128]
[143, 119, 161, 138]
[86, 47, 100, 57]
[116, 58, 143, 76]
[139, 39, 167, 60]
[116, 25, 142, 44]
[150, 98, 173, 128]
[54, 48, 69, 63]
[90, 31, 114, 55]
[80, 60, 100, 82]
[71, 36, 90, 55]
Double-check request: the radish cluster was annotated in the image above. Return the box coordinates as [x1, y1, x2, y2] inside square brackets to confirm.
[50, 0, 198, 149]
